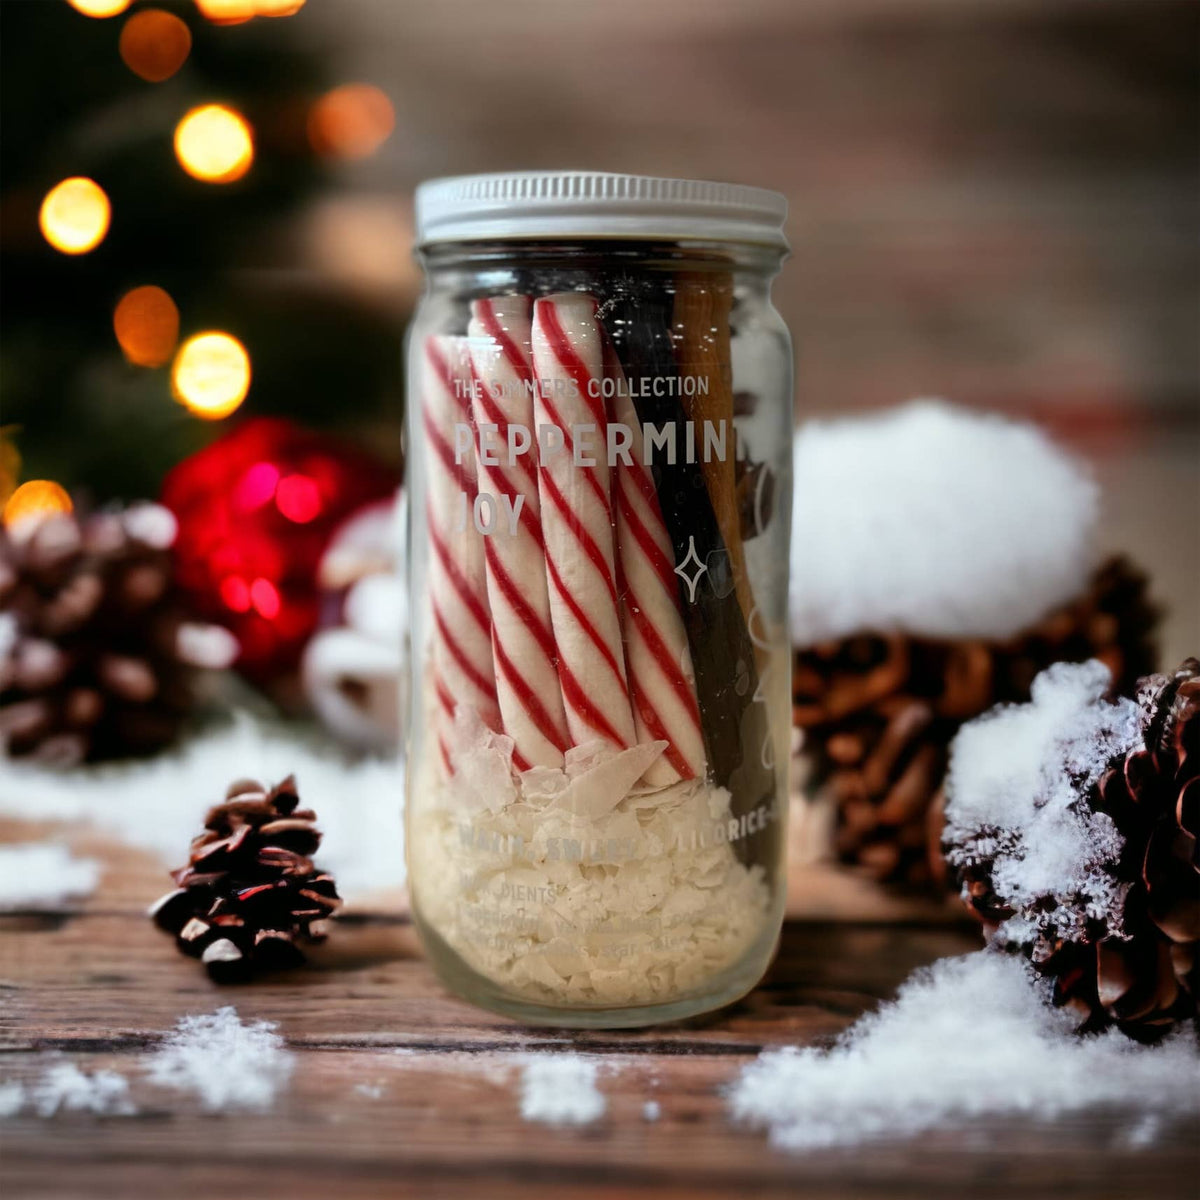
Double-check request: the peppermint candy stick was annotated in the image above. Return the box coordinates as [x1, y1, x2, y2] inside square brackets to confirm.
[605, 340, 706, 785]
[420, 335, 499, 774]
[468, 296, 570, 770]
[531, 293, 637, 754]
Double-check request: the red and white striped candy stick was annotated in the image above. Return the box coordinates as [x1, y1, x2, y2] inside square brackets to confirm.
[604, 341, 706, 786]
[467, 296, 570, 770]
[531, 293, 637, 754]
[420, 335, 500, 774]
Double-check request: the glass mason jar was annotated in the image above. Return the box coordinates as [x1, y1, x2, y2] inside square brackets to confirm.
[404, 172, 793, 1027]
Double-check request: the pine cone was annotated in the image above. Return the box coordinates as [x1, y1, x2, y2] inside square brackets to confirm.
[993, 556, 1159, 701]
[0, 506, 236, 765]
[793, 557, 1159, 889]
[954, 660, 1198, 1040]
[150, 776, 342, 982]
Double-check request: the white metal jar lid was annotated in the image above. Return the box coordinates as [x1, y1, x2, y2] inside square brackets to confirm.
[414, 171, 789, 249]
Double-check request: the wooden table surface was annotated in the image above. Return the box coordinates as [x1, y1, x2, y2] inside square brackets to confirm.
[2, 816, 1197, 1200]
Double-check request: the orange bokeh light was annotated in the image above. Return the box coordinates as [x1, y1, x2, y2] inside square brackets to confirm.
[308, 84, 394, 160]
[172, 332, 251, 419]
[194, 0, 254, 24]
[119, 9, 192, 82]
[3, 481, 73, 530]
[195, 0, 305, 20]
[254, 0, 305, 14]
[174, 105, 254, 183]
[39, 177, 111, 255]
[114, 285, 180, 368]
[67, 0, 132, 16]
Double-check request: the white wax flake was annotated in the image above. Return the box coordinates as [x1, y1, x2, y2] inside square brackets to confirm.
[518, 1054, 607, 1126]
[0, 843, 99, 910]
[354, 1082, 385, 1100]
[789, 400, 1099, 644]
[0, 1081, 26, 1117]
[145, 1007, 294, 1113]
[0, 715, 405, 901]
[447, 706, 518, 814]
[642, 1099, 661, 1122]
[411, 727, 772, 1006]
[32, 1063, 136, 1118]
[551, 740, 668, 821]
[728, 953, 1200, 1152]
[943, 660, 1143, 942]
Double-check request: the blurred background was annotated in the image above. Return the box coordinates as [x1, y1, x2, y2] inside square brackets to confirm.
[2, 0, 1196, 666]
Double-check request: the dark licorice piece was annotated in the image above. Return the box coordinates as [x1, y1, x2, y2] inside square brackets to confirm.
[602, 282, 779, 867]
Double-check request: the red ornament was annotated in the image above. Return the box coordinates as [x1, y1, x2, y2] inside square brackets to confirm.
[161, 418, 399, 687]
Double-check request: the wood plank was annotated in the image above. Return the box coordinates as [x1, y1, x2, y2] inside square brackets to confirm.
[2, 819, 1197, 1198]
[2, 1040, 1195, 1198]
[0, 905, 976, 1051]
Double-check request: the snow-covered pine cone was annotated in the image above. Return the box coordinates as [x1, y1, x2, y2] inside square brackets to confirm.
[0, 505, 237, 765]
[944, 658, 1198, 1041]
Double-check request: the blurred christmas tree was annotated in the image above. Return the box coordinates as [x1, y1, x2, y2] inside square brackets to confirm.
[0, 0, 403, 506]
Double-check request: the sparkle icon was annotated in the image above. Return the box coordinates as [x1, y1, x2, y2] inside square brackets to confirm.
[674, 535, 709, 603]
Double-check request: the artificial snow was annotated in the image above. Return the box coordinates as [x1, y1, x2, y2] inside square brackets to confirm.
[942, 660, 1143, 943]
[145, 1007, 294, 1112]
[31, 1063, 136, 1117]
[0, 843, 99, 910]
[518, 1054, 607, 1126]
[0, 715, 405, 901]
[789, 401, 1099, 645]
[728, 952, 1200, 1152]
[1121, 1115, 1162, 1149]
[0, 1082, 26, 1117]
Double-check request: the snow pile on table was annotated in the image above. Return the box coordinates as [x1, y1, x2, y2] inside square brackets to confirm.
[145, 1006, 294, 1112]
[518, 1054, 607, 1126]
[728, 952, 1199, 1151]
[0, 842, 99, 910]
[0, 715, 404, 900]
